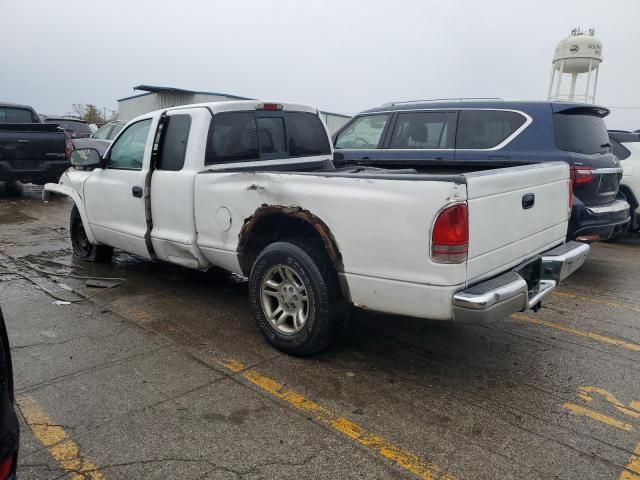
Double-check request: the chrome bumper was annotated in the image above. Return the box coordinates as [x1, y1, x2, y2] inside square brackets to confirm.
[452, 241, 590, 322]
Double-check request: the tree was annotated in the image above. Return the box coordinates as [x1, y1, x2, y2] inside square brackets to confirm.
[71, 104, 105, 124]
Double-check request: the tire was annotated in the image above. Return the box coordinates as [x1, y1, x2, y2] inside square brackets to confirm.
[70, 205, 113, 263]
[248, 241, 348, 356]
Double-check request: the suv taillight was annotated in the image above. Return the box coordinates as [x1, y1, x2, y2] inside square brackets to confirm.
[570, 165, 595, 185]
[65, 139, 73, 159]
[431, 203, 468, 263]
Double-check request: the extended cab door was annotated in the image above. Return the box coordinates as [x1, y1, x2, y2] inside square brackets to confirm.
[149, 107, 212, 269]
[83, 117, 156, 259]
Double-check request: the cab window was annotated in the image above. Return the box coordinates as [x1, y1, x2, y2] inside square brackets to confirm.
[157, 115, 191, 171]
[107, 119, 151, 170]
[335, 114, 389, 149]
[257, 117, 287, 157]
[206, 112, 258, 164]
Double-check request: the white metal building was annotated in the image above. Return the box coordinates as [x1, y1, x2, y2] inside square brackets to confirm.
[117, 85, 352, 134]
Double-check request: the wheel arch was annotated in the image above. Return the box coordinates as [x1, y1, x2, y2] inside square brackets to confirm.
[238, 205, 344, 280]
[43, 182, 97, 244]
[619, 183, 639, 210]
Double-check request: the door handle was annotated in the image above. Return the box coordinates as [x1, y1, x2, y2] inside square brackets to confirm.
[522, 193, 535, 209]
[132, 186, 143, 198]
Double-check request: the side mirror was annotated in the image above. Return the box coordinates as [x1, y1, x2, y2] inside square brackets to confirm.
[70, 148, 103, 169]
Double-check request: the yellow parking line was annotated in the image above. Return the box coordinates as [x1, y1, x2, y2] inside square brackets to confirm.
[17, 395, 104, 480]
[563, 403, 634, 432]
[620, 441, 640, 480]
[221, 359, 457, 480]
[552, 290, 640, 314]
[512, 313, 640, 352]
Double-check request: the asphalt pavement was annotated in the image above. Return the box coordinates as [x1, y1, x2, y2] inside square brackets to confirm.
[1, 183, 640, 480]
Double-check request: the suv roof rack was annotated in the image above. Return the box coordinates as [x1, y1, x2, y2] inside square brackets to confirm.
[382, 98, 504, 107]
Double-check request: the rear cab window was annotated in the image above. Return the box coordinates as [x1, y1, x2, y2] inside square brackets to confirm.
[334, 114, 389, 149]
[205, 110, 330, 164]
[0, 107, 37, 123]
[456, 110, 527, 149]
[554, 108, 610, 155]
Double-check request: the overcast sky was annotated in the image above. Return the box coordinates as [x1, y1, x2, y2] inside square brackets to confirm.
[1, 0, 639, 128]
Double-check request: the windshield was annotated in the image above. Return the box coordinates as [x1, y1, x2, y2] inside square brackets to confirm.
[554, 110, 610, 155]
[0, 107, 36, 123]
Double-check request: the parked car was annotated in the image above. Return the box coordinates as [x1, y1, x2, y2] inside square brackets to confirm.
[0, 307, 18, 480]
[609, 130, 640, 232]
[333, 100, 630, 242]
[72, 121, 125, 156]
[43, 117, 92, 139]
[44, 100, 589, 356]
[0, 103, 71, 184]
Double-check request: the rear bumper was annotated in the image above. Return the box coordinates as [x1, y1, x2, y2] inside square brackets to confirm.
[0, 159, 69, 184]
[452, 241, 590, 322]
[568, 198, 630, 241]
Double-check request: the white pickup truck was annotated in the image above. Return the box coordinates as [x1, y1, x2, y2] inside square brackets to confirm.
[44, 101, 589, 355]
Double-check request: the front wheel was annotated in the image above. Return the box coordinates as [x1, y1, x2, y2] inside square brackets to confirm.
[248, 241, 347, 356]
[70, 205, 113, 263]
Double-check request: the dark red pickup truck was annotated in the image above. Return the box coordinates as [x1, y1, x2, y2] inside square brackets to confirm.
[0, 103, 71, 185]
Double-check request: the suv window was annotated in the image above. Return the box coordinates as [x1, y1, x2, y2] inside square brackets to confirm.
[157, 115, 191, 171]
[554, 110, 610, 155]
[0, 107, 36, 123]
[257, 117, 287, 156]
[286, 112, 331, 156]
[389, 112, 453, 149]
[335, 114, 389, 149]
[108, 119, 151, 170]
[456, 110, 526, 149]
[206, 112, 258, 164]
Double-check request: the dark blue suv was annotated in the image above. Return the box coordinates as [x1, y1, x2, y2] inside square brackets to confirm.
[333, 100, 630, 241]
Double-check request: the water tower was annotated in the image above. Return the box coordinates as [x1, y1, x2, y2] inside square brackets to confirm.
[547, 28, 603, 103]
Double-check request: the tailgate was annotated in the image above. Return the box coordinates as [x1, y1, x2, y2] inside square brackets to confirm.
[464, 162, 570, 284]
[0, 127, 66, 167]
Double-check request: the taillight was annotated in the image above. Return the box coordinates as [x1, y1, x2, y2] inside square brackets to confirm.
[568, 178, 573, 214]
[432, 203, 468, 263]
[0, 454, 14, 480]
[65, 139, 73, 159]
[570, 165, 595, 186]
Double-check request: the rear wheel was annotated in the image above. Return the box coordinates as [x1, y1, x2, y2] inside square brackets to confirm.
[70, 205, 113, 263]
[248, 241, 347, 356]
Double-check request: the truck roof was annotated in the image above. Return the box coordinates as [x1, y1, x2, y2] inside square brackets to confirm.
[0, 102, 37, 111]
[130, 100, 319, 123]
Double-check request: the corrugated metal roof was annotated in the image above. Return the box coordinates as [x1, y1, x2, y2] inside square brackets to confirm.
[117, 84, 351, 118]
